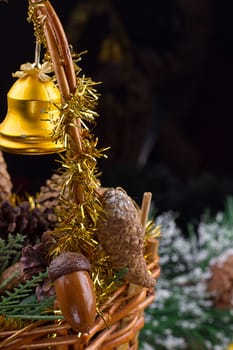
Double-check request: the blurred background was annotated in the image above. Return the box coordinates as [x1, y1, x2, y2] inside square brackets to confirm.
[0, 0, 233, 227]
[1, 2, 233, 348]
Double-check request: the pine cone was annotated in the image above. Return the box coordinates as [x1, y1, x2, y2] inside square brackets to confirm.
[0, 200, 57, 244]
[20, 233, 55, 300]
[20, 242, 48, 280]
[35, 278, 55, 301]
[35, 174, 64, 214]
[96, 187, 155, 288]
[0, 151, 13, 203]
[205, 250, 233, 309]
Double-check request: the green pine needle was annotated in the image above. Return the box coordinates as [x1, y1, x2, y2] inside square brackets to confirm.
[0, 270, 57, 320]
[0, 233, 26, 274]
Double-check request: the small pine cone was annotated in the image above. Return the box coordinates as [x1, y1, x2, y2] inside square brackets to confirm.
[0, 200, 56, 243]
[21, 235, 55, 301]
[35, 174, 64, 214]
[20, 243, 48, 280]
[0, 151, 13, 203]
[96, 187, 155, 288]
[205, 250, 233, 309]
[35, 278, 55, 301]
[0, 201, 19, 237]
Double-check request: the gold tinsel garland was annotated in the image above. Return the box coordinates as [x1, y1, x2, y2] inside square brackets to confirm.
[27, 0, 126, 307]
[1, 0, 160, 315]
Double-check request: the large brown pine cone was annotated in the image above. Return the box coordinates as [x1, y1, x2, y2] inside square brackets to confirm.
[0, 151, 13, 203]
[96, 187, 155, 288]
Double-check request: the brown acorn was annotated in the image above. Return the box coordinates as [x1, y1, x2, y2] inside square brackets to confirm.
[48, 251, 96, 333]
[96, 187, 155, 288]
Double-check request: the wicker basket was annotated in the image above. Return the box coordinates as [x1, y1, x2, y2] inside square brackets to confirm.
[0, 2, 160, 349]
[0, 254, 160, 350]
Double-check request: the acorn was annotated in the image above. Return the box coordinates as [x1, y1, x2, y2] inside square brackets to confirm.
[96, 187, 155, 288]
[48, 251, 96, 333]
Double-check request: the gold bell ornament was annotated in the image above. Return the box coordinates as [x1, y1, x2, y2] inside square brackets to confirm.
[0, 44, 65, 155]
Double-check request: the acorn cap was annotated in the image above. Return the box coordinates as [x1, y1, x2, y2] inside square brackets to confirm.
[48, 251, 91, 280]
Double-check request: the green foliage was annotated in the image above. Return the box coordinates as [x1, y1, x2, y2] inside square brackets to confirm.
[0, 233, 26, 275]
[0, 270, 60, 320]
[221, 196, 233, 227]
[140, 196, 233, 350]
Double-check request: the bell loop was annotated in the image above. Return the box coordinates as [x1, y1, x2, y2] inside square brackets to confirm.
[34, 40, 42, 68]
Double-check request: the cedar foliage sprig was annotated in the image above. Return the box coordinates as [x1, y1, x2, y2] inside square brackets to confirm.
[0, 270, 58, 320]
[0, 233, 26, 275]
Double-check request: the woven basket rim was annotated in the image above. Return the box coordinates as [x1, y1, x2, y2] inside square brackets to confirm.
[0, 259, 160, 350]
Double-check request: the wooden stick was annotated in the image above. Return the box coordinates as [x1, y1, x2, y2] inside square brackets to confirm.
[43, 1, 77, 93]
[30, 0, 76, 97]
[83, 288, 146, 344]
[146, 237, 159, 262]
[140, 192, 152, 230]
[84, 323, 119, 350]
[101, 317, 144, 350]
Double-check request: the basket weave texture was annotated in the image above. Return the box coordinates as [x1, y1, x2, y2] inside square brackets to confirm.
[0, 258, 159, 350]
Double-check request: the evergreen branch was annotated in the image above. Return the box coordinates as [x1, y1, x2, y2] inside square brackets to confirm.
[0, 270, 58, 320]
[0, 271, 47, 309]
[0, 233, 26, 274]
[4, 295, 56, 318]
[6, 314, 63, 320]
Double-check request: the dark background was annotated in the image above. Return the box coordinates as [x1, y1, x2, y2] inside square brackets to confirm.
[0, 0, 233, 227]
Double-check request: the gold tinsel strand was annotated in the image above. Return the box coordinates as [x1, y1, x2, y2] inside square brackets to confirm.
[0, 316, 29, 332]
[42, 52, 115, 304]
[52, 72, 101, 143]
[145, 220, 162, 240]
[27, 1, 48, 48]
